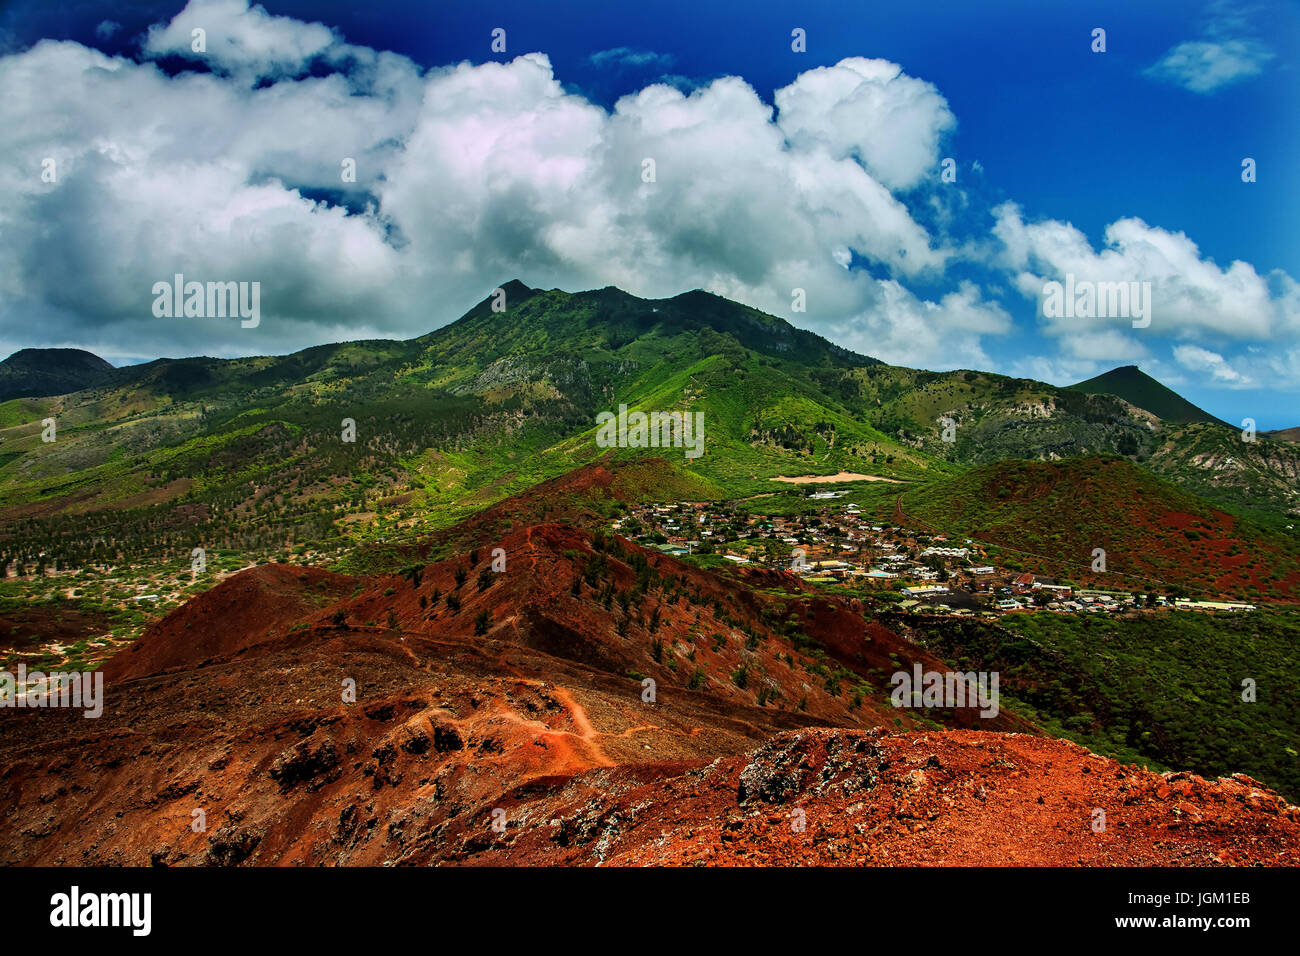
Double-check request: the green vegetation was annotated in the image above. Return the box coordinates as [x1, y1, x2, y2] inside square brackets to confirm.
[2, 283, 1295, 596]
[908, 610, 1300, 801]
[897, 456, 1299, 601]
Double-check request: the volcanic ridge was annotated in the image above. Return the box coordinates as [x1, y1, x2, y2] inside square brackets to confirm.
[0, 468, 1295, 866]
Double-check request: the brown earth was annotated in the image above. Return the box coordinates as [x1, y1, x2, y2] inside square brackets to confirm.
[102, 563, 354, 683]
[1, 497, 1296, 865]
[0, 604, 116, 653]
[770, 472, 901, 484]
[438, 729, 1300, 866]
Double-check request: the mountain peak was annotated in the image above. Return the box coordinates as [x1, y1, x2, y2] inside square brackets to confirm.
[1066, 364, 1225, 426]
[498, 278, 534, 296]
[1, 347, 112, 370]
[0, 347, 115, 401]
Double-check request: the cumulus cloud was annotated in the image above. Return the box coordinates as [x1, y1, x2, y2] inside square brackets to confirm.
[988, 201, 1300, 391]
[1, 0, 1294, 391]
[1000, 355, 1104, 387]
[0, 8, 976, 363]
[992, 202, 1292, 341]
[1173, 344, 1251, 384]
[1059, 329, 1151, 362]
[0, 36, 421, 359]
[774, 57, 956, 192]
[828, 280, 1011, 370]
[143, 0, 349, 81]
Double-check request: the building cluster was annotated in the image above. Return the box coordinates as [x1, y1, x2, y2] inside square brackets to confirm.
[612, 497, 1257, 617]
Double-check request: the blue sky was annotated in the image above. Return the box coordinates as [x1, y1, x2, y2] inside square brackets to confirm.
[1, 0, 1297, 426]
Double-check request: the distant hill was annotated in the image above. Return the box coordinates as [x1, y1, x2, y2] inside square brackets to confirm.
[1264, 427, 1300, 443]
[0, 347, 114, 401]
[1, 281, 1298, 575]
[1066, 365, 1224, 425]
[899, 456, 1300, 601]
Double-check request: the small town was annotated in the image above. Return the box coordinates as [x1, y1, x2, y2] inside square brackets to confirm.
[613, 491, 1259, 617]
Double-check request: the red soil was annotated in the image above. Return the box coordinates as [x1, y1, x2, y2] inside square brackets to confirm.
[1, 513, 1294, 866]
[102, 564, 354, 683]
[0, 604, 115, 653]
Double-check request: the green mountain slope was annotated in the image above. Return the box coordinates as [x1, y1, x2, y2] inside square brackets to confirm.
[1146, 422, 1300, 524]
[898, 456, 1300, 601]
[840, 361, 1298, 520]
[0, 281, 1296, 586]
[905, 610, 1300, 802]
[0, 282, 943, 576]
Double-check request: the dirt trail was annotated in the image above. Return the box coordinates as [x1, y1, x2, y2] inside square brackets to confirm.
[550, 686, 615, 767]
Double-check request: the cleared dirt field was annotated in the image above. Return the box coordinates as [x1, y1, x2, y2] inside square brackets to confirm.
[770, 472, 902, 484]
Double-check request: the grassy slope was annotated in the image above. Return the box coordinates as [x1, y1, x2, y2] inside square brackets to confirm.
[898, 456, 1300, 602]
[0, 284, 945, 582]
[0, 281, 1295, 585]
[906, 610, 1300, 802]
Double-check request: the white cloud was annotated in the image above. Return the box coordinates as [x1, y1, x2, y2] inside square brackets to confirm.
[992, 202, 1291, 341]
[1172, 344, 1250, 384]
[828, 279, 1011, 370]
[988, 201, 1300, 392]
[1000, 355, 1102, 387]
[774, 58, 956, 192]
[1060, 330, 1150, 362]
[589, 48, 675, 70]
[1, 0, 1293, 395]
[1144, 38, 1273, 94]
[1144, 3, 1275, 95]
[143, 0, 347, 82]
[0, 22, 965, 362]
[0, 38, 420, 358]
